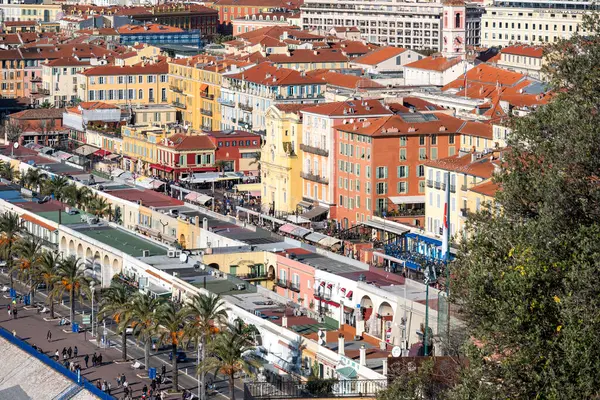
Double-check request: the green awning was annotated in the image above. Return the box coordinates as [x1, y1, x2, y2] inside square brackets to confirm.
[336, 366, 357, 379]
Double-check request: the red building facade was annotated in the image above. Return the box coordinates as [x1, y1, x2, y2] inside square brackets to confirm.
[206, 130, 261, 175]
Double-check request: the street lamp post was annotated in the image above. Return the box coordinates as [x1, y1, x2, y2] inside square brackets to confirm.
[90, 281, 96, 338]
[201, 264, 206, 288]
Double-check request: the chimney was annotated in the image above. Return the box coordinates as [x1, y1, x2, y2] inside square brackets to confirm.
[359, 345, 366, 366]
[337, 333, 345, 356]
[471, 152, 477, 162]
[382, 359, 388, 376]
[195, 216, 200, 227]
[282, 315, 288, 327]
[202, 217, 208, 230]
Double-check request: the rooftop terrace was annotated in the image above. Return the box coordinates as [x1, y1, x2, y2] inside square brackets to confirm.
[74, 225, 168, 257]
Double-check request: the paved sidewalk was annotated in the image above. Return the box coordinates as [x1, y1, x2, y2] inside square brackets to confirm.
[0, 275, 245, 400]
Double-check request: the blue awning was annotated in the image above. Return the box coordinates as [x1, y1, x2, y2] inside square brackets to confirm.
[405, 233, 442, 246]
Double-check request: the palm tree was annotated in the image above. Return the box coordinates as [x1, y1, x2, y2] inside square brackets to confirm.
[75, 186, 92, 210]
[12, 236, 43, 299]
[0, 211, 26, 289]
[86, 195, 110, 218]
[36, 251, 60, 319]
[157, 302, 188, 391]
[185, 293, 228, 400]
[22, 168, 46, 191]
[99, 284, 132, 361]
[41, 175, 70, 201]
[0, 162, 21, 183]
[52, 256, 91, 324]
[199, 326, 259, 400]
[127, 292, 162, 369]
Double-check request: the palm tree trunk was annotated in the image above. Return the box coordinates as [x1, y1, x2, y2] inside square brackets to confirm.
[49, 291, 55, 319]
[200, 337, 206, 400]
[172, 343, 179, 391]
[121, 330, 127, 361]
[70, 287, 75, 323]
[144, 339, 150, 370]
[229, 373, 235, 400]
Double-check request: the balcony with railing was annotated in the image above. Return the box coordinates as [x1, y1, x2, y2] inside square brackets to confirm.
[426, 179, 433, 188]
[201, 109, 213, 116]
[238, 103, 253, 112]
[200, 92, 214, 100]
[276, 279, 288, 288]
[37, 88, 50, 95]
[170, 85, 183, 94]
[218, 98, 235, 107]
[172, 100, 186, 109]
[301, 171, 329, 184]
[299, 143, 328, 157]
[289, 281, 300, 292]
[201, 124, 212, 131]
[237, 271, 272, 281]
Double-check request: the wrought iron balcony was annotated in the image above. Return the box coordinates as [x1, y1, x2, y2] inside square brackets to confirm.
[426, 179, 433, 188]
[170, 85, 183, 94]
[218, 98, 235, 107]
[38, 88, 50, 95]
[299, 143, 328, 157]
[289, 281, 300, 292]
[200, 92, 214, 100]
[238, 103, 253, 112]
[201, 109, 213, 116]
[172, 101, 186, 109]
[301, 171, 329, 184]
[276, 279, 287, 288]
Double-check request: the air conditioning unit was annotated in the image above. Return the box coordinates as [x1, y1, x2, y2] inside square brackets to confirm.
[142, 250, 150, 257]
[167, 250, 176, 258]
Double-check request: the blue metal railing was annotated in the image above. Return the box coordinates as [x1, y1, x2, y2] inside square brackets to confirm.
[0, 327, 114, 399]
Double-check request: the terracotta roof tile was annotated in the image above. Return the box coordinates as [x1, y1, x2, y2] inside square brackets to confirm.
[81, 59, 168, 76]
[117, 23, 184, 34]
[405, 55, 462, 72]
[301, 99, 393, 117]
[457, 120, 493, 139]
[308, 70, 383, 89]
[226, 62, 323, 86]
[501, 44, 544, 58]
[9, 108, 65, 120]
[352, 46, 407, 65]
[159, 134, 216, 151]
[469, 180, 500, 197]
[266, 49, 349, 63]
[336, 112, 465, 137]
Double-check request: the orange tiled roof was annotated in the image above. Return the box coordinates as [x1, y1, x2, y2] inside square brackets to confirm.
[308, 70, 383, 89]
[266, 49, 349, 64]
[469, 180, 500, 197]
[458, 120, 493, 139]
[426, 151, 503, 179]
[159, 134, 216, 151]
[117, 23, 184, 34]
[81, 59, 168, 76]
[352, 46, 407, 66]
[336, 112, 465, 137]
[501, 44, 544, 58]
[301, 99, 393, 117]
[405, 55, 462, 72]
[21, 214, 57, 231]
[226, 62, 323, 86]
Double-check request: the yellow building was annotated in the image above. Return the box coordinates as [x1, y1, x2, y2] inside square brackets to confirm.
[121, 126, 167, 175]
[424, 150, 504, 241]
[261, 104, 307, 213]
[466, 180, 499, 217]
[0, 3, 62, 23]
[201, 250, 276, 289]
[168, 56, 252, 131]
[130, 105, 177, 127]
[78, 59, 169, 107]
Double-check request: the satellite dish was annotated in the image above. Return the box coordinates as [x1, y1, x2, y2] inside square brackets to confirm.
[179, 252, 188, 263]
[391, 346, 402, 358]
[13, 142, 19, 149]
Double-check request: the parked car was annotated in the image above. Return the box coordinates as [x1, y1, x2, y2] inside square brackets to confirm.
[169, 350, 187, 362]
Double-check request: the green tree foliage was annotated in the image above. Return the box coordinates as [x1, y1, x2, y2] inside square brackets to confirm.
[449, 14, 600, 399]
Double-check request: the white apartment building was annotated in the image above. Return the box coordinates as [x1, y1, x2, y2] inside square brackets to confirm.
[495, 44, 544, 79]
[300, 0, 443, 51]
[42, 58, 98, 107]
[219, 63, 326, 134]
[481, 0, 592, 48]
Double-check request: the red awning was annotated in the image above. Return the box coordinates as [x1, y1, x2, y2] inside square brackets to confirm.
[200, 84, 209, 92]
[150, 163, 175, 173]
[319, 281, 325, 287]
[346, 291, 353, 298]
[327, 300, 340, 308]
[340, 288, 346, 293]
[93, 149, 111, 157]
[327, 283, 333, 289]
[174, 166, 217, 173]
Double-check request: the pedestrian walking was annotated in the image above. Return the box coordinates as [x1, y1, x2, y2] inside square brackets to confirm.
[73, 346, 78, 358]
[67, 347, 72, 359]
[54, 349, 59, 360]
[97, 354, 102, 365]
[123, 379, 128, 390]
[142, 384, 148, 395]
[121, 373, 126, 388]
[91, 353, 97, 367]
[13, 308, 17, 319]
[7, 304, 10, 318]
[12, 329, 16, 337]
[62, 347, 67, 358]
[107, 382, 111, 395]
[161, 364, 166, 377]
[47, 330, 52, 342]
[123, 386, 130, 400]
[96, 381, 101, 391]
[151, 378, 156, 392]
[101, 380, 106, 392]
[116, 374, 121, 387]
[84, 354, 89, 368]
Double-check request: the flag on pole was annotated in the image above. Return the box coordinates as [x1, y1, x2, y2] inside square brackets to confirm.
[442, 172, 450, 260]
